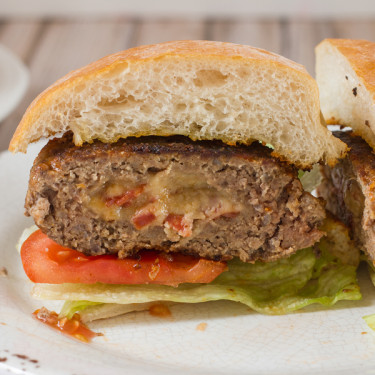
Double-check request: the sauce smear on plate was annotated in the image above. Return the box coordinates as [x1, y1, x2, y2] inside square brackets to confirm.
[33, 307, 101, 343]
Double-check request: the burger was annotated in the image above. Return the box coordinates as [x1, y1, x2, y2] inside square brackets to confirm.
[11, 41, 361, 329]
[316, 38, 375, 286]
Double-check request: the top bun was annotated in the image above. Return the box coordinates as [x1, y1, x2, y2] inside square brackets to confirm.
[316, 38, 375, 150]
[10, 40, 346, 168]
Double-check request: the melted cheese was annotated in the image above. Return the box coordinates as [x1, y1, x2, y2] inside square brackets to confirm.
[87, 169, 242, 240]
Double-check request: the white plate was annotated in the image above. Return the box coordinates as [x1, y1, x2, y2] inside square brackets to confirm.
[0, 44, 29, 122]
[1, 143, 375, 375]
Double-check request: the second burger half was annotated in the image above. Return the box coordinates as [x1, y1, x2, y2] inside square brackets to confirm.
[316, 38, 375, 285]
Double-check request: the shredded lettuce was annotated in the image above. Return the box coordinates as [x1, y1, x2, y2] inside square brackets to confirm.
[298, 164, 322, 193]
[298, 170, 305, 179]
[34, 245, 361, 320]
[59, 301, 102, 319]
[364, 314, 375, 332]
[59, 301, 160, 322]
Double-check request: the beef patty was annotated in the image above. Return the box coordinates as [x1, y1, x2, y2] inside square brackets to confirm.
[318, 131, 375, 261]
[26, 133, 325, 263]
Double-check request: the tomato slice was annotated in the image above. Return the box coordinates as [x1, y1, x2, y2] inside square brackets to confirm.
[21, 230, 227, 286]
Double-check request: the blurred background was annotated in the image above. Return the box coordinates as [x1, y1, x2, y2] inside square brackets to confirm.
[0, 0, 375, 152]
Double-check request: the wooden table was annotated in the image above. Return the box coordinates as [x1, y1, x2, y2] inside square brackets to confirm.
[1, 17, 375, 152]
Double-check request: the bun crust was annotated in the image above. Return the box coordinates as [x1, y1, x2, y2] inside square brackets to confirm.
[10, 40, 346, 168]
[316, 38, 375, 149]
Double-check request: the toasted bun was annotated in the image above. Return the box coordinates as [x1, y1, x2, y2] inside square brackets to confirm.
[316, 38, 375, 150]
[9, 40, 346, 168]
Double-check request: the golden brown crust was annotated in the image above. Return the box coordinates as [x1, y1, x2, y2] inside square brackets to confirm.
[318, 38, 375, 101]
[9, 40, 311, 153]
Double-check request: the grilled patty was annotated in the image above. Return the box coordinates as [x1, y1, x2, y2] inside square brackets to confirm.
[26, 133, 325, 263]
[318, 131, 375, 261]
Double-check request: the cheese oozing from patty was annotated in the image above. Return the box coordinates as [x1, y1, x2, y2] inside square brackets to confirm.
[88, 169, 242, 241]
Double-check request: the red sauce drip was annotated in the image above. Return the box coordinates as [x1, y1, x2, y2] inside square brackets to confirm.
[196, 322, 208, 331]
[149, 303, 172, 318]
[33, 307, 101, 343]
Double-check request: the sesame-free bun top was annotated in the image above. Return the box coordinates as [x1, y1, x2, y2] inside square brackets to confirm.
[9, 40, 346, 168]
[316, 38, 375, 150]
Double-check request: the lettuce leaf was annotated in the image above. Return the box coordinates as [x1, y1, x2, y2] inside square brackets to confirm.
[34, 246, 361, 320]
[364, 314, 375, 331]
[60, 301, 160, 322]
[59, 301, 102, 319]
[298, 164, 322, 193]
